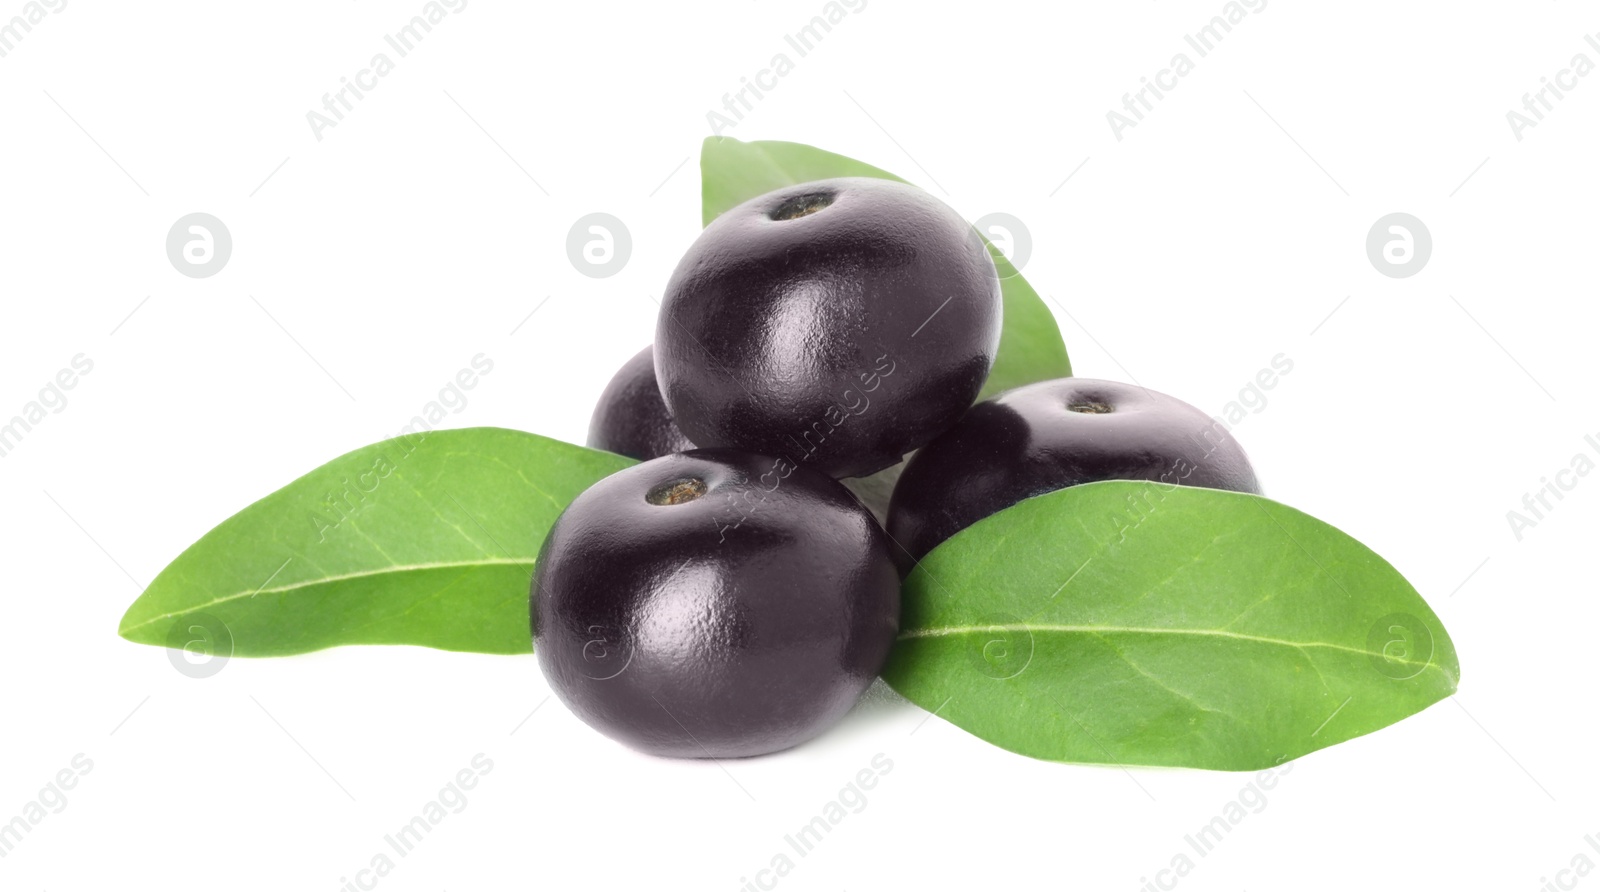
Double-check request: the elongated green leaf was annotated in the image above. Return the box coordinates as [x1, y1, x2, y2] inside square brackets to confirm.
[700, 136, 1071, 401]
[119, 428, 634, 656]
[883, 481, 1460, 770]
[979, 249, 1068, 400]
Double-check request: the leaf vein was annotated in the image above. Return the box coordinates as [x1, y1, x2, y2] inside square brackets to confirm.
[898, 623, 1441, 672]
[119, 557, 535, 634]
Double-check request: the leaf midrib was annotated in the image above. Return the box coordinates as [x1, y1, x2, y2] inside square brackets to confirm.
[897, 622, 1450, 675]
[119, 557, 534, 635]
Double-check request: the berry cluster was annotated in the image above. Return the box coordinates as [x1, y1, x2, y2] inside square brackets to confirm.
[535, 177, 1258, 757]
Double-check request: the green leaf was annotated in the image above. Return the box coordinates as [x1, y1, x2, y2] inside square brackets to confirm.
[883, 481, 1460, 770]
[978, 248, 1069, 399]
[118, 428, 634, 657]
[700, 136, 1071, 403]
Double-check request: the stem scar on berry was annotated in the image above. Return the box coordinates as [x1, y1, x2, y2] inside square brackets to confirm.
[769, 191, 835, 221]
[646, 478, 708, 506]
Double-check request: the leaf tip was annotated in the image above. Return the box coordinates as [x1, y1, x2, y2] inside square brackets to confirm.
[116, 606, 158, 647]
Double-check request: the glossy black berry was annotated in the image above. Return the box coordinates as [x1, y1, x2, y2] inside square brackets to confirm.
[586, 345, 696, 461]
[655, 177, 1002, 479]
[888, 378, 1262, 568]
[533, 449, 900, 758]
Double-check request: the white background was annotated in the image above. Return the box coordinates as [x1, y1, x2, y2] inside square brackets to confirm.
[2, 1, 1596, 889]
